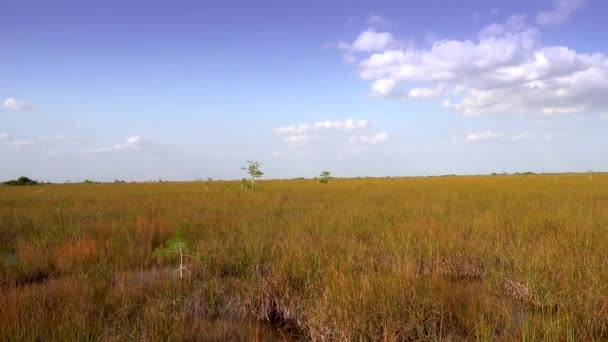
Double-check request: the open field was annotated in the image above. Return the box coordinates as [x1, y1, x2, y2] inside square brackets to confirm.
[1, 174, 607, 340]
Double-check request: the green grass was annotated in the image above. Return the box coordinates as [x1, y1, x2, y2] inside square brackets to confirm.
[1, 174, 607, 340]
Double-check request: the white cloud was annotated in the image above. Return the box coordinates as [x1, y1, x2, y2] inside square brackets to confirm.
[350, 132, 389, 145]
[536, 0, 585, 26]
[340, 29, 395, 52]
[275, 119, 388, 154]
[372, 80, 445, 99]
[340, 14, 608, 117]
[276, 119, 369, 135]
[276, 124, 309, 134]
[465, 131, 536, 142]
[541, 105, 586, 116]
[2, 97, 33, 111]
[92, 135, 144, 153]
[115, 135, 143, 150]
[284, 134, 310, 143]
[465, 131, 503, 142]
[127, 136, 142, 145]
[0, 133, 8, 140]
[408, 85, 445, 98]
[371, 78, 399, 97]
[315, 119, 369, 130]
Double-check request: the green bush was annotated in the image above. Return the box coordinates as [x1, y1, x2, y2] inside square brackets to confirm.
[3, 176, 39, 186]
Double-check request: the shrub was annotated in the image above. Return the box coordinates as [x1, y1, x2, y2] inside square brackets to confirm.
[3, 176, 39, 186]
[318, 171, 331, 184]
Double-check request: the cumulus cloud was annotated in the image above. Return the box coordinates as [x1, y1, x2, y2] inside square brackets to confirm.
[339, 29, 396, 52]
[371, 78, 399, 97]
[275, 119, 388, 152]
[536, 0, 585, 26]
[372, 80, 445, 99]
[340, 13, 608, 117]
[3, 97, 33, 111]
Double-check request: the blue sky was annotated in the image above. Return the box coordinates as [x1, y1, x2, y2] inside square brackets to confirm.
[1, 0, 607, 181]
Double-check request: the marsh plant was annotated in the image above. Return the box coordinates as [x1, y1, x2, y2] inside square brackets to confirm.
[318, 170, 331, 183]
[152, 229, 192, 279]
[241, 160, 263, 189]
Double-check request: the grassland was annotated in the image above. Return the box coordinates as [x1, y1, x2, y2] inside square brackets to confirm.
[1, 174, 607, 340]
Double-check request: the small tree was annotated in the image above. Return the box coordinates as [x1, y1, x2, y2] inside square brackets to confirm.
[153, 229, 191, 279]
[319, 170, 331, 184]
[241, 160, 263, 189]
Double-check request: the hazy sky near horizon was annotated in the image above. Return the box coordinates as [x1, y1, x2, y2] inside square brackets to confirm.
[1, 0, 607, 181]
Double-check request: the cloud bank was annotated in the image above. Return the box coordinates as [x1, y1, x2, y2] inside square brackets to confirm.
[339, 8, 607, 117]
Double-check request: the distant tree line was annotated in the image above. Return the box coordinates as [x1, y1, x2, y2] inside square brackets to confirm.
[3, 176, 40, 186]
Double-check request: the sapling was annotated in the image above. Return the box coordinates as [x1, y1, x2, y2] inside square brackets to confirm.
[318, 170, 331, 184]
[241, 160, 263, 189]
[153, 229, 193, 279]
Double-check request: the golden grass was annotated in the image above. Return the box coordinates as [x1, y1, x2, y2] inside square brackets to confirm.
[1, 174, 607, 340]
